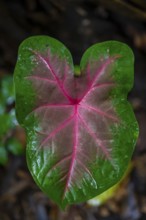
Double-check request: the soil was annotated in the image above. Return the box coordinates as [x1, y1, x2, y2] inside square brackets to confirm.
[0, 0, 146, 219]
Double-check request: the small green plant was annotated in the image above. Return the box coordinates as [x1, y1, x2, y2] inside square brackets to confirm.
[0, 75, 23, 165]
[14, 36, 139, 209]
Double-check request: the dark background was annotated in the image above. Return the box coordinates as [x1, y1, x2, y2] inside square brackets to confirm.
[0, 0, 146, 219]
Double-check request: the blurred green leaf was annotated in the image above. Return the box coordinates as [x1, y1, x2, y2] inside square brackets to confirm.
[0, 75, 15, 114]
[9, 109, 18, 126]
[0, 114, 13, 136]
[0, 103, 5, 115]
[1, 75, 15, 105]
[0, 75, 24, 166]
[7, 138, 23, 155]
[0, 145, 8, 165]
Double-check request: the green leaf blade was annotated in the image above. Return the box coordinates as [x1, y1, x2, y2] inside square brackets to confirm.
[14, 36, 139, 209]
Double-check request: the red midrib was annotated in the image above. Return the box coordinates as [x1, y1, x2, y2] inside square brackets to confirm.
[62, 105, 78, 198]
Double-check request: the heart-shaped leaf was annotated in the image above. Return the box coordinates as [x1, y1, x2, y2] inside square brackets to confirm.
[14, 36, 138, 209]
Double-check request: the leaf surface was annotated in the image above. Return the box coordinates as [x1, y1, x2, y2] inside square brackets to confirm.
[14, 36, 138, 208]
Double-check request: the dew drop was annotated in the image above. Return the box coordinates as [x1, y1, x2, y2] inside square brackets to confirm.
[82, 186, 87, 196]
[91, 179, 98, 189]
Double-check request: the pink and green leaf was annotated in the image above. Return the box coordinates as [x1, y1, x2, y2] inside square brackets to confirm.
[14, 36, 139, 209]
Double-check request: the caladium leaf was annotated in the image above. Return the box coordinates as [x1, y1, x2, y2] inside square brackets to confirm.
[14, 36, 138, 209]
